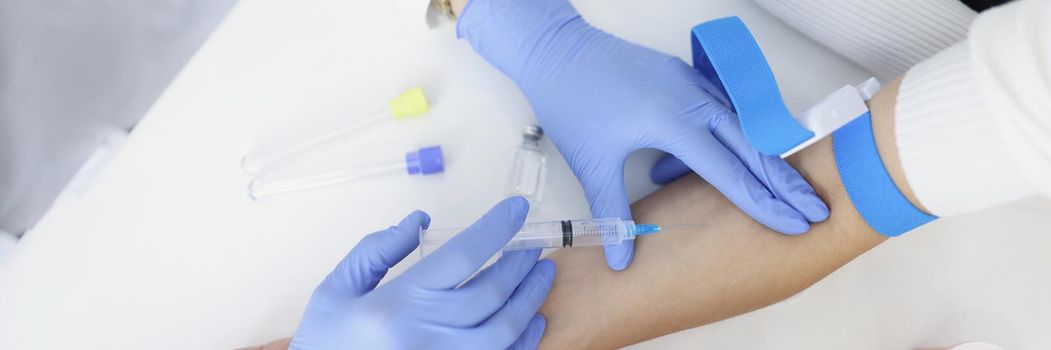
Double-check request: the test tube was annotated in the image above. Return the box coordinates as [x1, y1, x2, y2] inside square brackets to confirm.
[248, 145, 444, 201]
[419, 218, 662, 257]
[241, 87, 430, 175]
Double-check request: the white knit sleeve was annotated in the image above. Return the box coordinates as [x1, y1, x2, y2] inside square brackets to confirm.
[895, 0, 1050, 216]
[896, 43, 1035, 216]
[968, 0, 1051, 202]
[753, 0, 975, 81]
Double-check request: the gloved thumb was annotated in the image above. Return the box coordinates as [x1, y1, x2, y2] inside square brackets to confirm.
[576, 159, 635, 271]
[650, 153, 692, 185]
[323, 210, 431, 297]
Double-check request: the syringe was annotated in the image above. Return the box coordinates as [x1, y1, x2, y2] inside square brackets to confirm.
[419, 218, 662, 257]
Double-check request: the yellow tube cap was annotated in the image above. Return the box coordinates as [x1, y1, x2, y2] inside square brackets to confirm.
[390, 87, 430, 120]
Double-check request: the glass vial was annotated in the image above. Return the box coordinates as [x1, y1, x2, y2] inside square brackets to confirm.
[508, 125, 548, 202]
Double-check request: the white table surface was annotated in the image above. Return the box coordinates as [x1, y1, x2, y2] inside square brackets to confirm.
[2, 0, 1050, 349]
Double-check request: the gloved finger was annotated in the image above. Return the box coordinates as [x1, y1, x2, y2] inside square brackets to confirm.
[601, 239, 634, 272]
[711, 113, 830, 223]
[683, 65, 733, 109]
[574, 158, 634, 271]
[649, 152, 692, 185]
[470, 259, 555, 349]
[507, 315, 546, 350]
[407, 197, 530, 289]
[663, 125, 810, 234]
[323, 210, 431, 297]
[439, 249, 542, 327]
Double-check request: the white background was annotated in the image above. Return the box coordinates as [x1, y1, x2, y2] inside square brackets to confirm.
[1, 0, 1049, 349]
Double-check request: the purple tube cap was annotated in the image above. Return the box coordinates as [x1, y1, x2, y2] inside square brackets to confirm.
[405, 145, 445, 175]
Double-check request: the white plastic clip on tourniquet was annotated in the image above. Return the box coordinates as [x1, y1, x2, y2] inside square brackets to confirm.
[781, 78, 881, 157]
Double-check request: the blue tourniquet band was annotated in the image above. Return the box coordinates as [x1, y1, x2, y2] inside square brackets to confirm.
[691, 17, 814, 156]
[832, 113, 938, 236]
[691, 16, 936, 237]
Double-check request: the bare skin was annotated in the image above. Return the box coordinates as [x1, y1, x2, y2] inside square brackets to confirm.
[238, 337, 291, 350]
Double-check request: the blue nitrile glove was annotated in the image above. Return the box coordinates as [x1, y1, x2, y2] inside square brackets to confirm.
[457, 0, 830, 270]
[652, 153, 704, 185]
[290, 197, 554, 350]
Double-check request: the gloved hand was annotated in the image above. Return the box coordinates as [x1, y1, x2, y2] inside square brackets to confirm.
[458, 0, 830, 270]
[290, 197, 554, 350]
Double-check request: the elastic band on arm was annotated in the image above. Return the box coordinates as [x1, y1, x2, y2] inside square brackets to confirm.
[692, 16, 937, 237]
[832, 113, 937, 236]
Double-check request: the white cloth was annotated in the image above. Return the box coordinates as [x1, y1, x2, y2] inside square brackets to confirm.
[895, 43, 1034, 215]
[753, 0, 976, 81]
[0, 0, 237, 233]
[968, 0, 1051, 206]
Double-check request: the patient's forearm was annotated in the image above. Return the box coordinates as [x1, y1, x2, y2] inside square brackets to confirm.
[261, 83, 911, 350]
[537, 142, 884, 348]
[537, 81, 912, 348]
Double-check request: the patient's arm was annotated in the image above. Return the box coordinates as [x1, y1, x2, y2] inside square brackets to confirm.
[257, 76, 921, 349]
[536, 79, 917, 349]
[256, 2, 925, 341]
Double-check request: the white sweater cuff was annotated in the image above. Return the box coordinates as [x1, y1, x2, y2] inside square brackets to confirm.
[895, 42, 1035, 217]
[969, 0, 1051, 200]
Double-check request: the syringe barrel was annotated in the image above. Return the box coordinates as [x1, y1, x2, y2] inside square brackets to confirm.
[419, 218, 637, 257]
